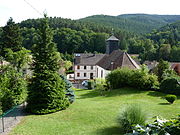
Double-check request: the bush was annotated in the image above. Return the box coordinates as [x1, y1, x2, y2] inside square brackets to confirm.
[118, 104, 146, 133]
[87, 80, 95, 89]
[126, 115, 180, 135]
[94, 79, 109, 95]
[0, 65, 27, 112]
[106, 68, 134, 89]
[165, 94, 177, 104]
[106, 67, 159, 90]
[60, 75, 75, 103]
[160, 76, 180, 95]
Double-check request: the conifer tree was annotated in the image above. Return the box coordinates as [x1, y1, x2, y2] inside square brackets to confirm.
[0, 17, 22, 58]
[26, 15, 69, 114]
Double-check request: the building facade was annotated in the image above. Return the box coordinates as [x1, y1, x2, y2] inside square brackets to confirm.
[73, 35, 140, 81]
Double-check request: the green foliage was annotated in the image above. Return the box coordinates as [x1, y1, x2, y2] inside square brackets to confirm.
[162, 68, 177, 80]
[27, 71, 69, 114]
[26, 15, 69, 114]
[81, 14, 180, 34]
[165, 94, 177, 104]
[5, 48, 31, 71]
[126, 115, 180, 135]
[94, 79, 109, 95]
[153, 59, 170, 82]
[160, 76, 180, 95]
[87, 80, 95, 90]
[60, 75, 75, 103]
[118, 104, 146, 133]
[95, 78, 107, 90]
[0, 17, 22, 58]
[106, 67, 159, 90]
[146, 21, 180, 62]
[0, 65, 27, 112]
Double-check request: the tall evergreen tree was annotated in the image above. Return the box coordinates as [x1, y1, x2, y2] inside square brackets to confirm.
[0, 17, 22, 58]
[27, 15, 69, 114]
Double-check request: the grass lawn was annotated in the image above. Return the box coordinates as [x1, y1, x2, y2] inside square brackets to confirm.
[10, 88, 180, 135]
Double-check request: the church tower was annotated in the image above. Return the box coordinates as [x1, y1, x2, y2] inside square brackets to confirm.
[106, 35, 119, 54]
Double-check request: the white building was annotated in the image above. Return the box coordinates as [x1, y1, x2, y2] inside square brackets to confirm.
[73, 35, 140, 81]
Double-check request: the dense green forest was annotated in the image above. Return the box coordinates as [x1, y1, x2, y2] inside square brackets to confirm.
[80, 14, 180, 34]
[1, 14, 180, 62]
[19, 17, 133, 55]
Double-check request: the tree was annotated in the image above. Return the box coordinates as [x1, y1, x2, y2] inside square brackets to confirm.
[159, 44, 171, 61]
[170, 46, 180, 62]
[26, 15, 69, 114]
[5, 48, 31, 72]
[0, 18, 22, 58]
[154, 59, 170, 82]
[0, 65, 27, 112]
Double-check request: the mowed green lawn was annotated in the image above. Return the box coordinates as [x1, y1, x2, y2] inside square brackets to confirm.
[10, 88, 180, 135]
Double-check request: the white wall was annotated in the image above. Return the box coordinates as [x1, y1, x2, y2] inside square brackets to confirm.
[74, 65, 110, 80]
[74, 65, 96, 80]
[96, 65, 110, 79]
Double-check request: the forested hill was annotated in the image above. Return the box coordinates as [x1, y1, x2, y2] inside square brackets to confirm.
[79, 14, 180, 34]
[147, 20, 180, 45]
[18, 17, 134, 55]
[139, 21, 180, 62]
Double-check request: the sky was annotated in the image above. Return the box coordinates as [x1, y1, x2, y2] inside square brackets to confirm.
[0, 0, 180, 26]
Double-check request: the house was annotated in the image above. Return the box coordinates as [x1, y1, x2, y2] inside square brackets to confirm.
[171, 63, 180, 75]
[73, 35, 140, 81]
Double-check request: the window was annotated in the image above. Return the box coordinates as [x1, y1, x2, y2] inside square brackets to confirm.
[77, 65, 80, 69]
[101, 70, 103, 78]
[90, 73, 93, 79]
[84, 66, 87, 70]
[91, 66, 93, 70]
[77, 73, 80, 77]
[84, 73, 86, 77]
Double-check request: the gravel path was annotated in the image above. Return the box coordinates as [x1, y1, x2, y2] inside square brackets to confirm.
[0, 104, 26, 135]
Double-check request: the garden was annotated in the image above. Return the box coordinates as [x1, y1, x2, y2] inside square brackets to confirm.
[10, 88, 180, 135]
[0, 14, 179, 135]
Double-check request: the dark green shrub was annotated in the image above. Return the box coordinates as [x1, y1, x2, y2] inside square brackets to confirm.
[106, 67, 159, 90]
[131, 68, 159, 90]
[106, 68, 133, 89]
[160, 77, 180, 95]
[87, 80, 95, 89]
[165, 94, 177, 104]
[118, 104, 146, 133]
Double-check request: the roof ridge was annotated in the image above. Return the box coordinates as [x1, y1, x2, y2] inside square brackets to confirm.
[121, 52, 125, 67]
[125, 52, 140, 69]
